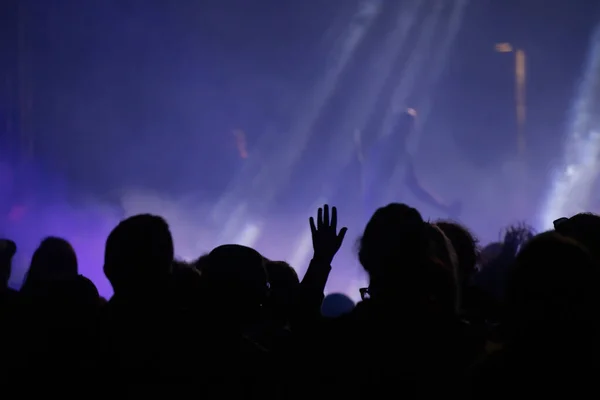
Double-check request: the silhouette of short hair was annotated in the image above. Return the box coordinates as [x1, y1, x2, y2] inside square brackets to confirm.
[201, 244, 269, 323]
[358, 203, 428, 277]
[554, 212, 600, 261]
[104, 214, 174, 294]
[505, 231, 600, 339]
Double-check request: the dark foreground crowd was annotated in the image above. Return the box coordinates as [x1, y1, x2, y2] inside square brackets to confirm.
[0, 203, 598, 397]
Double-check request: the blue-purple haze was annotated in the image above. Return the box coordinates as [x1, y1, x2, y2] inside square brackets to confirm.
[0, 0, 599, 299]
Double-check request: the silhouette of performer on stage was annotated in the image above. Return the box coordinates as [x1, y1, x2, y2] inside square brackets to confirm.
[360, 108, 461, 218]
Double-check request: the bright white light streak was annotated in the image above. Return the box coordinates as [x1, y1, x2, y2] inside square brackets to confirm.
[405, 0, 470, 155]
[211, 0, 384, 229]
[247, 0, 383, 202]
[233, 222, 262, 248]
[320, 0, 425, 181]
[380, 0, 445, 142]
[541, 25, 600, 229]
[216, 201, 248, 245]
[378, 0, 468, 205]
[289, 224, 314, 276]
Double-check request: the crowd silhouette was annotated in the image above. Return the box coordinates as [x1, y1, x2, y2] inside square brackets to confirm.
[1, 196, 598, 396]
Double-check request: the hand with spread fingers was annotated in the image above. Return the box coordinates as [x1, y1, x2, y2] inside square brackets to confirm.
[309, 204, 347, 265]
[502, 222, 534, 257]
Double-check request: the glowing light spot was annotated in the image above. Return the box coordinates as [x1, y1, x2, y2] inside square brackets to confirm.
[495, 42, 513, 53]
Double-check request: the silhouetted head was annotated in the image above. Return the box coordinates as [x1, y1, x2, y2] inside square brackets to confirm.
[554, 212, 600, 262]
[22, 237, 78, 295]
[263, 259, 299, 325]
[436, 220, 478, 284]
[505, 231, 600, 343]
[192, 253, 210, 273]
[321, 293, 355, 317]
[358, 203, 429, 299]
[200, 244, 268, 327]
[479, 242, 503, 268]
[104, 214, 174, 296]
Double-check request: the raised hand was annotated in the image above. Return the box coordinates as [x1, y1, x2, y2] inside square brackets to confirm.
[309, 204, 347, 265]
[502, 222, 534, 257]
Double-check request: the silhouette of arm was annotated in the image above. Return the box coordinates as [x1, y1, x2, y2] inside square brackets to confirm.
[295, 206, 346, 325]
[299, 258, 331, 315]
